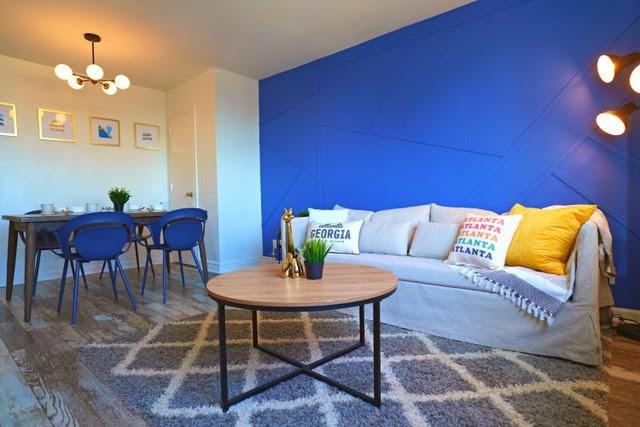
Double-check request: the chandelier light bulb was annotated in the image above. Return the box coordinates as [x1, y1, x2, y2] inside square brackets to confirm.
[67, 75, 84, 90]
[596, 55, 616, 83]
[114, 74, 130, 90]
[630, 64, 640, 94]
[596, 111, 625, 136]
[102, 82, 118, 95]
[54, 64, 73, 80]
[86, 63, 104, 80]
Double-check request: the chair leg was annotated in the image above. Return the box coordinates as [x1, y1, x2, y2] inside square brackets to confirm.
[178, 251, 186, 288]
[190, 248, 206, 285]
[57, 259, 69, 313]
[108, 260, 118, 302]
[80, 263, 88, 290]
[141, 251, 151, 296]
[162, 250, 168, 304]
[148, 250, 156, 278]
[99, 261, 107, 279]
[71, 260, 81, 326]
[115, 257, 137, 311]
[32, 250, 41, 297]
[134, 241, 141, 274]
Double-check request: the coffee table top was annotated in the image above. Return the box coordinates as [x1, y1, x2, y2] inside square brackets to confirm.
[206, 263, 398, 311]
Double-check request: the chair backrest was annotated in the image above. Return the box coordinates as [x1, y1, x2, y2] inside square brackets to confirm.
[148, 208, 207, 250]
[54, 212, 135, 261]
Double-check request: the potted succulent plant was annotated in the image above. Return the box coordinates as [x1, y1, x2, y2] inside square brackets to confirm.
[108, 187, 131, 212]
[302, 238, 332, 280]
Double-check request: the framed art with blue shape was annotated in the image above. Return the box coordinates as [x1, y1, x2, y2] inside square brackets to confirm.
[134, 122, 160, 150]
[90, 116, 120, 147]
[0, 102, 17, 137]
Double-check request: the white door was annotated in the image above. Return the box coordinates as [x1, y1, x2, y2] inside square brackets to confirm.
[168, 108, 197, 209]
[168, 108, 197, 265]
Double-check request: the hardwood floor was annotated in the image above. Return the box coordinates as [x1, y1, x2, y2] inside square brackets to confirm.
[0, 265, 638, 426]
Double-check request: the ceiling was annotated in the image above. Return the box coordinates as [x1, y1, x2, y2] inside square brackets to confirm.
[0, 0, 472, 90]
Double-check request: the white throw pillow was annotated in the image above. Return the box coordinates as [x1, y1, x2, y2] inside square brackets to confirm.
[359, 222, 413, 256]
[306, 220, 363, 254]
[446, 214, 522, 269]
[308, 208, 348, 224]
[370, 204, 430, 225]
[430, 203, 497, 224]
[409, 222, 460, 260]
[333, 204, 374, 222]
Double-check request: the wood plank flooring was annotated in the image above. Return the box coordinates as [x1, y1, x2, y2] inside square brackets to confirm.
[0, 265, 638, 426]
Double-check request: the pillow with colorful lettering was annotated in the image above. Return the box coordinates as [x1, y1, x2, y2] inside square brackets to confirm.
[447, 214, 523, 269]
[306, 220, 364, 254]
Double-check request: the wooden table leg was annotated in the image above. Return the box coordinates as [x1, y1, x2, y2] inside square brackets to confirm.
[5, 221, 18, 301]
[23, 223, 36, 322]
[198, 239, 209, 282]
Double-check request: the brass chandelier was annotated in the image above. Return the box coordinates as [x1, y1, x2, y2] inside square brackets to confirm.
[54, 33, 130, 95]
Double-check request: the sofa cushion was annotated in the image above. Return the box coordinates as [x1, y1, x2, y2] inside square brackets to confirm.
[326, 252, 484, 292]
[430, 203, 497, 224]
[307, 220, 363, 254]
[326, 252, 567, 293]
[359, 222, 413, 256]
[333, 204, 374, 222]
[308, 208, 348, 224]
[370, 204, 430, 225]
[409, 222, 459, 260]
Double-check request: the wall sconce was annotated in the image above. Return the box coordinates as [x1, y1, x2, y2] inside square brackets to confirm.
[597, 52, 640, 84]
[596, 102, 638, 136]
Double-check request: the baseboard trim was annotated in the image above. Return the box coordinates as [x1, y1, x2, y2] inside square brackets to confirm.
[612, 307, 640, 322]
[207, 256, 265, 274]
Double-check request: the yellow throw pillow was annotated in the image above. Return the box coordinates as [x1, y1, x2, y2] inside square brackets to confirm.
[505, 203, 597, 275]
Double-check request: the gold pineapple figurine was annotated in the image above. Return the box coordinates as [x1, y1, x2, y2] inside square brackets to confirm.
[281, 208, 304, 278]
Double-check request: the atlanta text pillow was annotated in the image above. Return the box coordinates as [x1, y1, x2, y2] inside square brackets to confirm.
[447, 214, 522, 269]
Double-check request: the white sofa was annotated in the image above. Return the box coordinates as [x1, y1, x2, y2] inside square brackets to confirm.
[282, 203, 612, 366]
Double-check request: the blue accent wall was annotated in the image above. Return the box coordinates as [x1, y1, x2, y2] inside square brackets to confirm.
[259, 0, 640, 309]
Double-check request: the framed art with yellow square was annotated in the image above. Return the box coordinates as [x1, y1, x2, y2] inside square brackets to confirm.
[134, 122, 160, 150]
[90, 116, 120, 147]
[0, 102, 17, 137]
[38, 108, 76, 142]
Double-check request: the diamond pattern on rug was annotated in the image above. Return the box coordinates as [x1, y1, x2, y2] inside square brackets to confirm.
[77, 310, 609, 426]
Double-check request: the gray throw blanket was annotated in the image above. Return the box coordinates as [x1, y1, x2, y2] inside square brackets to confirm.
[456, 267, 564, 325]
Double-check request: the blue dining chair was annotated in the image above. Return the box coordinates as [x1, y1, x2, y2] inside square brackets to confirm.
[51, 212, 138, 325]
[20, 209, 87, 297]
[98, 224, 156, 282]
[139, 208, 207, 304]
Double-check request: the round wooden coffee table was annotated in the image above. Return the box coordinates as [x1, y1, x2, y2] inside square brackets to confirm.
[206, 262, 398, 412]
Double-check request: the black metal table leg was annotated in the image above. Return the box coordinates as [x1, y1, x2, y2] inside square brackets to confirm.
[359, 304, 365, 345]
[216, 302, 386, 412]
[218, 303, 229, 412]
[373, 301, 381, 407]
[252, 310, 258, 348]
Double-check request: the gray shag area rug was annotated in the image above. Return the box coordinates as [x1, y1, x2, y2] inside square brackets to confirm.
[78, 310, 608, 426]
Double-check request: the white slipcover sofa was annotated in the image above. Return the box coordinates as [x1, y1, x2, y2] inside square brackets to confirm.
[282, 203, 613, 366]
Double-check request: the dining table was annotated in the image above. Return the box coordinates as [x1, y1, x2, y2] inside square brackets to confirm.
[2, 210, 209, 323]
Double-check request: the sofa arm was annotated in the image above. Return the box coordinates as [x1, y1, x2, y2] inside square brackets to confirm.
[573, 222, 600, 306]
[280, 217, 309, 258]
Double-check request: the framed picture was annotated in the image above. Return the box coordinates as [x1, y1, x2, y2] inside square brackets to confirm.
[134, 122, 160, 150]
[38, 108, 76, 142]
[0, 102, 17, 136]
[89, 116, 120, 147]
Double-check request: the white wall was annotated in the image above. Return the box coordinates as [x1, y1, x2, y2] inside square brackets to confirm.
[165, 68, 263, 273]
[214, 69, 263, 272]
[0, 54, 168, 285]
[165, 69, 220, 266]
